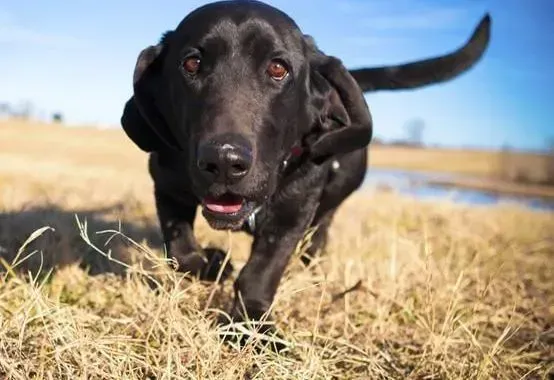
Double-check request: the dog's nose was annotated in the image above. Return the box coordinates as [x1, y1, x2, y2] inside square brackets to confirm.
[197, 139, 253, 184]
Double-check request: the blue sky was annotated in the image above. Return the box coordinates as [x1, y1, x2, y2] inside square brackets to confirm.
[0, 0, 552, 151]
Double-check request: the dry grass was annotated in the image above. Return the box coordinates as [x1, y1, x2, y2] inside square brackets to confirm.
[368, 145, 549, 179]
[0, 120, 553, 379]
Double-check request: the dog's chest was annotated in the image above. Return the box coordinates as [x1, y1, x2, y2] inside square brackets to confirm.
[243, 159, 340, 234]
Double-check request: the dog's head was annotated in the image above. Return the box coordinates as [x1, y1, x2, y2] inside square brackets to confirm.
[121, 0, 491, 230]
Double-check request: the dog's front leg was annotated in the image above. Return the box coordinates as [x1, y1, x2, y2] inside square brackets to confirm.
[154, 188, 233, 281]
[227, 161, 328, 328]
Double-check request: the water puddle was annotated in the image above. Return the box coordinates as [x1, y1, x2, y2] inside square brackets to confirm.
[362, 168, 554, 212]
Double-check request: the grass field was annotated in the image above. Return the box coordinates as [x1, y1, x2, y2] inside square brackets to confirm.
[368, 145, 550, 178]
[0, 120, 553, 379]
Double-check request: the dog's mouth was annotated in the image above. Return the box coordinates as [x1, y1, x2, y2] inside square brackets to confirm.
[203, 193, 245, 214]
[201, 193, 255, 230]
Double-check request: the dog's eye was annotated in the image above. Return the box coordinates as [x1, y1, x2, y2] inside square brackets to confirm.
[267, 60, 289, 81]
[183, 57, 201, 74]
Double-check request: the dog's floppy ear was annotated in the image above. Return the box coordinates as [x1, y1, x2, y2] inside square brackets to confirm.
[120, 34, 180, 152]
[121, 96, 165, 152]
[306, 52, 373, 162]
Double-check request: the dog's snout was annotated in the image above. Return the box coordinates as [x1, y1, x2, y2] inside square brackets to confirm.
[197, 137, 253, 184]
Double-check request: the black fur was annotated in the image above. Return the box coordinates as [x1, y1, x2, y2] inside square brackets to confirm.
[120, 0, 491, 347]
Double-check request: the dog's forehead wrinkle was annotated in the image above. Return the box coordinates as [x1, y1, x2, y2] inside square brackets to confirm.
[201, 18, 239, 45]
[215, 19, 292, 62]
[239, 18, 282, 44]
[184, 10, 302, 58]
[191, 1, 301, 30]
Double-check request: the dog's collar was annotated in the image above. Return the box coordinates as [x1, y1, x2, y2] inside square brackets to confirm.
[281, 144, 341, 172]
[247, 145, 303, 234]
[281, 144, 304, 170]
[246, 205, 263, 233]
[249, 145, 340, 234]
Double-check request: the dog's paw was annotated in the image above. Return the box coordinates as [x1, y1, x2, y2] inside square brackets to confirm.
[216, 314, 290, 353]
[198, 247, 234, 282]
[173, 247, 234, 282]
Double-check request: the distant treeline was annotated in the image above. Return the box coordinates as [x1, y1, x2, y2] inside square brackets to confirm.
[0, 101, 63, 124]
[498, 143, 554, 187]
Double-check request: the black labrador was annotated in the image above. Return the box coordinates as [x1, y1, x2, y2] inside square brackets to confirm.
[121, 0, 490, 337]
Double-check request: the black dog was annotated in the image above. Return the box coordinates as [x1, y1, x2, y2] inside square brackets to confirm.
[121, 0, 490, 334]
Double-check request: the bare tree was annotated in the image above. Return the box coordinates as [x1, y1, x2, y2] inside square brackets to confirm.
[498, 143, 513, 180]
[52, 112, 64, 124]
[13, 100, 35, 120]
[545, 138, 554, 185]
[0, 102, 11, 117]
[404, 118, 425, 147]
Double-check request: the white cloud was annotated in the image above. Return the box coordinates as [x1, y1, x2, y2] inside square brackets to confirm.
[363, 8, 469, 31]
[341, 35, 410, 48]
[0, 9, 83, 49]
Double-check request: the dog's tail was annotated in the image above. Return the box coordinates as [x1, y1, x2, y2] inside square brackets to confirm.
[349, 14, 491, 93]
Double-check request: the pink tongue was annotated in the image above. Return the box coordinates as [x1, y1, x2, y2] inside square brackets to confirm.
[204, 195, 243, 214]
